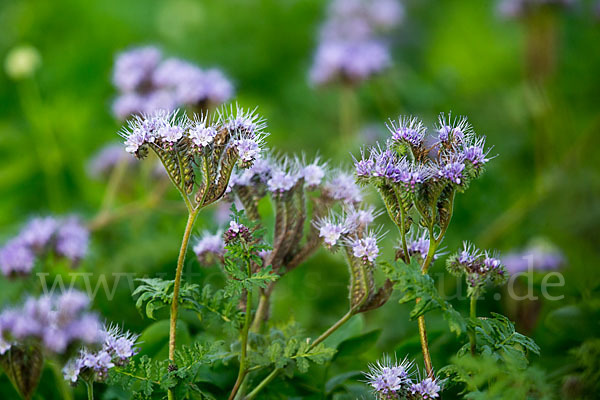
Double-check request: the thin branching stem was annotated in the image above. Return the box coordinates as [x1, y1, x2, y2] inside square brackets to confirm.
[168, 208, 200, 400]
[470, 295, 478, 356]
[229, 259, 254, 400]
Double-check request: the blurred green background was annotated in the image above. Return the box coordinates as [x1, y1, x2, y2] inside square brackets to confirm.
[1, 0, 599, 398]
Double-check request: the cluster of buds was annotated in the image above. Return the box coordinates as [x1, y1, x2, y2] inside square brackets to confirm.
[395, 229, 442, 262]
[446, 242, 507, 295]
[315, 206, 391, 313]
[112, 46, 233, 119]
[119, 106, 267, 210]
[223, 221, 253, 245]
[63, 325, 139, 384]
[355, 114, 492, 235]
[0, 216, 89, 277]
[310, 0, 403, 86]
[364, 355, 441, 400]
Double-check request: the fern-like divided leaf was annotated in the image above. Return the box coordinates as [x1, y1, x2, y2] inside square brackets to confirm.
[459, 313, 540, 369]
[382, 258, 466, 336]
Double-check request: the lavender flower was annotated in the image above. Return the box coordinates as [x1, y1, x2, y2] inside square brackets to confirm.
[388, 116, 427, 149]
[111, 47, 234, 119]
[350, 232, 380, 264]
[309, 0, 402, 86]
[112, 46, 161, 92]
[318, 221, 346, 248]
[189, 115, 218, 148]
[323, 172, 363, 204]
[55, 217, 89, 263]
[194, 231, 225, 266]
[437, 159, 466, 185]
[0, 291, 102, 355]
[409, 377, 441, 399]
[0, 239, 35, 276]
[302, 161, 326, 187]
[503, 241, 565, 274]
[364, 355, 414, 397]
[63, 324, 139, 384]
[354, 149, 375, 177]
[345, 205, 380, 228]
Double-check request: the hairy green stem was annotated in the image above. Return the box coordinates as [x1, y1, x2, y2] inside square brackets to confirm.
[417, 228, 438, 377]
[469, 296, 477, 356]
[250, 292, 269, 333]
[229, 260, 254, 400]
[168, 209, 199, 400]
[85, 380, 94, 400]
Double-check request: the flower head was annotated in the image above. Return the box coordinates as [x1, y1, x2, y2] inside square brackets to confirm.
[302, 160, 326, 187]
[55, 217, 89, 263]
[364, 355, 414, 396]
[323, 172, 363, 204]
[350, 231, 381, 264]
[189, 114, 218, 148]
[437, 158, 466, 185]
[409, 377, 441, 399]
[193, 231, 225, 266]
[0, 239, 35, 276]
[113, 46, 161, 92]
[388, 116, 427, 148]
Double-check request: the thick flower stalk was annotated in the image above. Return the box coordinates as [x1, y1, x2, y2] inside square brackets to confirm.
[118, 105, 267, 399]
[354, 113, 493, 376]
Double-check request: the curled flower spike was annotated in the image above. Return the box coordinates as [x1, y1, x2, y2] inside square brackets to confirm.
[437, 157, 466, 185]
[462, 136, 493, 169]
[118, 105, 268, 210]
[435, 114, 474, 149]
[353, 148, 375, 178]
[447, 242, 507, 292]
[314, 213, 352, 248]
[267, 158, 301, 194]
[301, 157, 327, 188]
[409, 376, 441, 399]
[344, 205, 381, 228]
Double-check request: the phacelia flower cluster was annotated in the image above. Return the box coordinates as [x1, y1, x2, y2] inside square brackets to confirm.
[193, 230, 225, 267]
[502, 240, 565, 274]
[309, 0, 403, 86]
[112, 46, 234, 119]
[0, 291, 102, 355]
[395, 229, 443, 262]
[354, 113, 493, 235]
[63, 325, 139, 384]
[446, 242, 507, 292]
[364, 355, 441, 400]
[0, 216, 89, 277]
[119, 106, 267, 209]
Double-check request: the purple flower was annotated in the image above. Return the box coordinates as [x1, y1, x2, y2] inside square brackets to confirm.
[235, 138, 261, 163]
[364, 355, 413, 396]
[409, 377, 441, 399]
[55, 218, 89, 263]
[224, 221, 252, 244]
[388, 116, 426, 148]
[503, 242, 565, 274]
[462, 137, 491, 167]
[0, 291, 102, 355]
[437, 160, 465, 184]
[189, 117, 218, 148]
[267, 168, 298, 193]
[0, 239, 35, 276]
[302, 163, 326, 187]
[113, 46, 161, 92]
[323, 172, 363, 204]
[354, 150, 375, 177]
[193, 231, 225, 266]
[223, 106, 267, 136]
[203, 68, 234, 104]
[350, 233, 380, 263]
[345, 206, 379, 227]
[318, 222, 346, 247]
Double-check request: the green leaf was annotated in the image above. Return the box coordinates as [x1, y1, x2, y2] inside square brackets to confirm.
[334, 330, 381, 360]
[325, 371, 363, 394]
